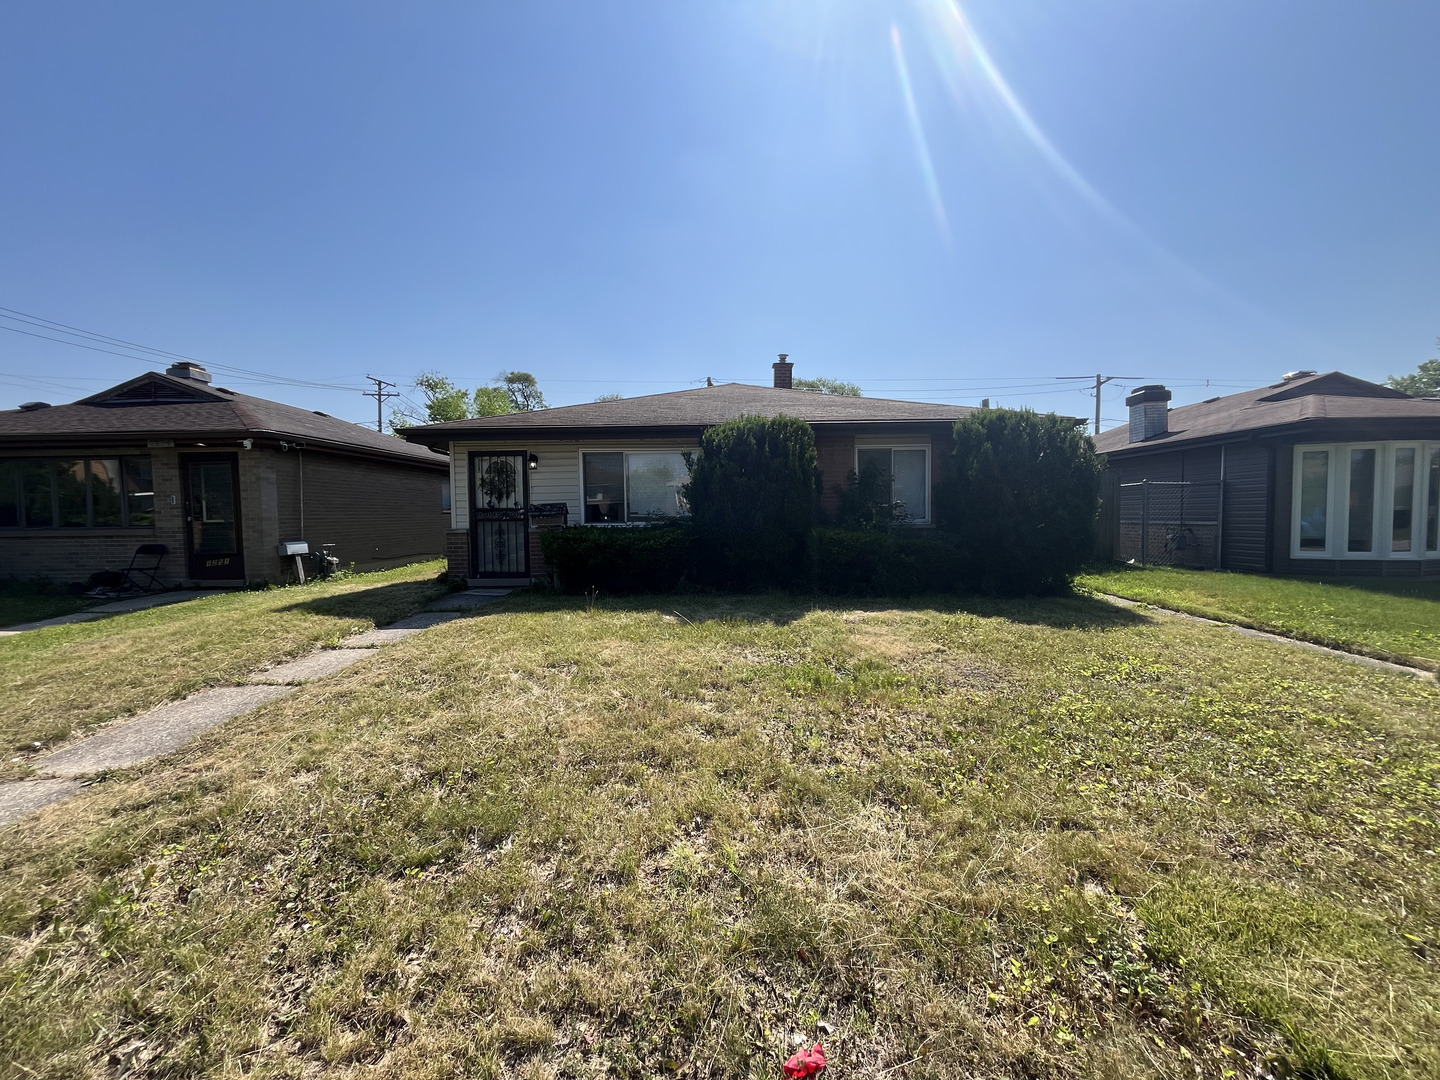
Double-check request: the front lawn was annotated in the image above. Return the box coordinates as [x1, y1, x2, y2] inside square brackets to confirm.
[2, 594, 1436, 1078]
[0, 560, 448, 777]
[1078, 565, 1440, 671]
[0, 578, 93, 629]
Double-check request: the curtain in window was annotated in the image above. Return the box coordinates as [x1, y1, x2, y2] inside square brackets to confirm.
[626, 453, 689, 521]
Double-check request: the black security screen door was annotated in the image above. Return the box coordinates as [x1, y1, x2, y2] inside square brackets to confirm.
[470, 452, 529, 577]
[183, 453, 245, 580]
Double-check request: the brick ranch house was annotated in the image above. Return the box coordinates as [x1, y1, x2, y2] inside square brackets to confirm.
[403, 359, 976, 585]
[0, 362, 450, 587]
[1095, 370, 1440, 576]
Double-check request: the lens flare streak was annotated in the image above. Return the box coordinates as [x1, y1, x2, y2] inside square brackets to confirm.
[890, 23, 950, 246]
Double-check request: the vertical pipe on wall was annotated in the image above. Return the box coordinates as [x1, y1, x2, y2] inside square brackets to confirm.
[298, 448, 305, 538]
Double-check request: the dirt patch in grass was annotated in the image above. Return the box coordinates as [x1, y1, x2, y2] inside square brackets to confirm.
[1, 594, 1437, 1078]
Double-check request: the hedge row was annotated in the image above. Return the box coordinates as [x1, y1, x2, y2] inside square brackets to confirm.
[540, 525, 969, 597]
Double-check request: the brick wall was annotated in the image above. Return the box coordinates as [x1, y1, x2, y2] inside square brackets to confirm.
[445, 528, 469, 580]
[0, 446, 187, 587]
[814, 429, 855, 522]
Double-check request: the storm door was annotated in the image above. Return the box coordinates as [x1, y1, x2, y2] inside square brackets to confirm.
[470, 451, 529, 577]
[182, 453, 245, 580]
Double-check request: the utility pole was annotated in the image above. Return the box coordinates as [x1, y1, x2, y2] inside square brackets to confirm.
[1057, 374, 1132, 436]
[363, 375, 399, 432]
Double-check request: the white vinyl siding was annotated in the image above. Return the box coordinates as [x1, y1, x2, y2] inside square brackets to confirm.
[448, 438, 698, 529]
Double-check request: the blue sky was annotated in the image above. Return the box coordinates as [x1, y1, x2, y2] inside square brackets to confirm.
[2, 1, 1437, 432]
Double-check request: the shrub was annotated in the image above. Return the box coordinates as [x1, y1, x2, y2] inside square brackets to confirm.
[683, 415, 819, 590]
[834, 460, 908, 530]
[939, 408, 1102, 595]
[540, 525, 696, 594]
[812, 529, 966, 596]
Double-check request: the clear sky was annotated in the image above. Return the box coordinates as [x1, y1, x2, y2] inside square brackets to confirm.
[2, 1, 1437, 433]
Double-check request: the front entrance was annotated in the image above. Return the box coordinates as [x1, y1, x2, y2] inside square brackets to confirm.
[470, 451, 529, 578]
[182, 453, 245, 580]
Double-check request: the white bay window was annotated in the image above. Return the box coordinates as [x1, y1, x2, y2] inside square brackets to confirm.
[1292, 442, 1440, 558]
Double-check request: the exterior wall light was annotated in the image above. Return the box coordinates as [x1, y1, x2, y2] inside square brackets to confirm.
[527, 453, 539, 471]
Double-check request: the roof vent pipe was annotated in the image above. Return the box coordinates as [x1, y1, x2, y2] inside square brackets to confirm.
[165, 361, 212, 384]
[1125, 384, 1172, 443]
[773, 354, 793, 389]
[1281, 369, 1318, 382]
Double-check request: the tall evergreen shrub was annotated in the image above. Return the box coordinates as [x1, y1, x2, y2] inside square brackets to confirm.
[940, 408, 1102, 595]
[683, 414, 819, 589]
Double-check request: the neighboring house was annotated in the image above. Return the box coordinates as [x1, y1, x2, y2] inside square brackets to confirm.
[1095, 370, 1440, 576]
[0, 362, 449, 587]
[403, 359, 974, 584]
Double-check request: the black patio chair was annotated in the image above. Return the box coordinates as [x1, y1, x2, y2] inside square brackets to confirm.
[120, 543, 168, 593]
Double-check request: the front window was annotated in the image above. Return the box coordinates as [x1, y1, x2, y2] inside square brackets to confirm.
[1293, 443, 1440, 558]
[0, 455, 156, 529]
[855, 446, 930, 523]
[582, 451, 689, 524]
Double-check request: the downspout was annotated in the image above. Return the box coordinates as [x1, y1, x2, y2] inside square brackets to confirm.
[298, 448, 305, 538]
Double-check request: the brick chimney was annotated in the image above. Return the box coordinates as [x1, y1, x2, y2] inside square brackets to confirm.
[1125, 385, 1171, 442]
[773, 354, 793, 389]
[165, 361, 212, 384]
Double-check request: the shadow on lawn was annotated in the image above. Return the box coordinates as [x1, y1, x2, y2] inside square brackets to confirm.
[273, 579, 449, 623]
[498, 588, 1152, 632]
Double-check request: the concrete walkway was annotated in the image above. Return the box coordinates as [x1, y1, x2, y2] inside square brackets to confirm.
[1097, 592, 1437, 681]
[0, 590, 213, 636]
[0, 589, 510, 827]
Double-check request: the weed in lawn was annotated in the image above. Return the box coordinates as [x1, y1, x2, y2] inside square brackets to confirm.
[0, 596, 1436, 1078]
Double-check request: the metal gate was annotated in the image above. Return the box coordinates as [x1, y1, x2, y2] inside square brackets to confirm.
[470, 452, 529, 577]
[1116, 480, 1222, 567]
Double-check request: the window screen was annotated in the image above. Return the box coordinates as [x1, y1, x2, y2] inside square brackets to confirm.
[625, 452, 689, 521]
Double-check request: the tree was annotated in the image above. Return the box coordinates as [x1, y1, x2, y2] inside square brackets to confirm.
[1386, 344, 1440, 397]
[594, 392, 623, 402]
[500, 371, 546, 411]
[683, 414, 819, 589]
[939, 408, 1101, 595]
[793, 376, 862, 397]
[388, 370, 529, 431]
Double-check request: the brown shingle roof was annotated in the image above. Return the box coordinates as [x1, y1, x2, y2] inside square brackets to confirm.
[1094, 371, 1440, 456]
[402, 382, 976, 445]
[0, 372, 447, 468]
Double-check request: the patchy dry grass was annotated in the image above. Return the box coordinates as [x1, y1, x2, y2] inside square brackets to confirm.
[0, 560, 447, 776]
[1, 593, 1437, 1078]
[1078, 565, 1440, 671]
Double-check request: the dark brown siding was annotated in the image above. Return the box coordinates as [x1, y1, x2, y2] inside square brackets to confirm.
[1222, 442, 1272, 572]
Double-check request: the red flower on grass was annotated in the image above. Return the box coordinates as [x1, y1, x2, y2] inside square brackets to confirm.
[782, 1043, 827, 1078]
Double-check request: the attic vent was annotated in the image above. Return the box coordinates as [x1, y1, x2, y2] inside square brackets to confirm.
[1281, 370, 1318, 383]
[98, 379, 213, 405]
[1202, 396, 1220, 404]
[18, 401, 51, 411]
[312, 410, 329, 417]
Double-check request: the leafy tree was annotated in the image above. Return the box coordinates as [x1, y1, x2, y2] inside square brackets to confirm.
[683, 414, 819, 589]
[939, 408, 1101, 595]
[594, 392, 623, 402]
[793, 376, 862, 397]
[836, 460, 907, 530]
[500, 371, 547, 411]
[1386, 344, 1440, 397]
[389, 371, 526, 431]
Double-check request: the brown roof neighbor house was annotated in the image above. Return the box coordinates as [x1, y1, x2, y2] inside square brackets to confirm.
[1, 362, 450, 587]
[1094, 370, 1440, 576]
[403, 358, 976, 585]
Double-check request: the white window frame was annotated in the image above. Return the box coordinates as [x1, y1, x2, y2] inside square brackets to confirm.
[577, 448, 693, 525]
[1291, 441, 1440, 559]
[853, 442, 933, 526]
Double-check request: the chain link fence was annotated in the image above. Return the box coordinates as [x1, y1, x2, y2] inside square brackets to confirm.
[1114, 480, 1221, 567]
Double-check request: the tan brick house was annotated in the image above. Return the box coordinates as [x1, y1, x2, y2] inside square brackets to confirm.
[402, 359, 974, 585]
[0, 363, 449, 587]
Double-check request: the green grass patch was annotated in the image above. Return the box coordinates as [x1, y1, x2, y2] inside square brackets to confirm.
[1, 593, 1436, 1077]
[0, 578, 93, 629]
[0, 560, 448, 775]
[1078, 565, 1440, 670]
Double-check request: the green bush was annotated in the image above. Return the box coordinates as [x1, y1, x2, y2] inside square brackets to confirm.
[683, 415, 819, 590]
[939, 408, 1102, 595]
[540, 525, 696, 594]
[834, 460, 908, 530]
[812, 528, 966, 596]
